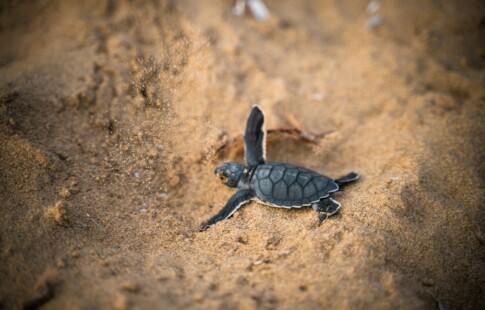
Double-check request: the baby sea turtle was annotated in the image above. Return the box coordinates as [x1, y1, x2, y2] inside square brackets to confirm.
[200, 106, 359, 231]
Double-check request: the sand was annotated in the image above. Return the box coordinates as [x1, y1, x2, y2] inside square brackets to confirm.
[0, 0, 484, 309]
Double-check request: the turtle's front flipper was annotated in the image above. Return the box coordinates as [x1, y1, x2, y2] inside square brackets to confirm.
[312, 198, 341, 224]
[199, 189, 254, 231]
[244, 105, 266, 166]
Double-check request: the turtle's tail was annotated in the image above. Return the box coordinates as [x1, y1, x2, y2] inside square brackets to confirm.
[335, 172, 360, 188]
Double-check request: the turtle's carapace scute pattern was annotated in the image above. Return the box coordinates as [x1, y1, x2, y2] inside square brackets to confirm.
[251, 163, 338, 208]
[200, 106, 359, 231]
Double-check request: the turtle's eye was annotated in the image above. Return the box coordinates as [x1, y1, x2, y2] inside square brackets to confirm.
[219, 174, 227, 182]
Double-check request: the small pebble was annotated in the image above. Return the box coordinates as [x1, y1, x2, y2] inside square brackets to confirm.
[52, 201, 67, 225]
[367, 15, 383, 29]
[312, 93, 323, 101]
[58, 187, 71, 199]
[56, 258, 65, 269]
[237, 233, 249, 244]
[366, 0, 380, 15]
[121, 281, 140, 293]
[277, 249, 294, 256]
[68, 177, 79, 193]
[265, 236, 282, 250]
[232, 0, 245, 16]
[113, 293, 128, 310]
[148, 147, 158, 158]
[28, 211, 36, 222]
[380, 271, 395, 293]
[70, 249, 80, 258]
[193, 293, 204, 302]
[157, 268, 177, 281]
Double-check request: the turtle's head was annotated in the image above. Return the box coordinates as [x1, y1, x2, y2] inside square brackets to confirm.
[214, 162, 245, 188]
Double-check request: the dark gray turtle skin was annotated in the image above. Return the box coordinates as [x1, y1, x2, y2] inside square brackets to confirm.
[199, 106, 359, 231]
[251, 163, 339, 208]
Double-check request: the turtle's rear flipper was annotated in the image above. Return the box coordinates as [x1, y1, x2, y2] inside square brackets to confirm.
[335, 172, 360, 188]
[199, 189, 254, 231]
[312, 198, 341, 224]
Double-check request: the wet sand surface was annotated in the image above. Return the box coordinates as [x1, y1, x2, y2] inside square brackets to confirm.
[0, 1, 484, 309]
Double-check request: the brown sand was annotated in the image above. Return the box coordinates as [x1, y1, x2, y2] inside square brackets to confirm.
[1, 0, 484, 309]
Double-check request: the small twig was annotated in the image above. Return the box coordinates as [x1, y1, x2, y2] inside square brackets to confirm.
[213, 126, 331, 159]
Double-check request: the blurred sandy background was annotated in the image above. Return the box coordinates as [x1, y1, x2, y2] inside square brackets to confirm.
[0, 0, 484, 309]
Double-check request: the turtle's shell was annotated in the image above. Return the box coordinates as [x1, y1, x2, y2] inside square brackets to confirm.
[250, 163, 339, 208]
